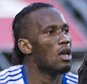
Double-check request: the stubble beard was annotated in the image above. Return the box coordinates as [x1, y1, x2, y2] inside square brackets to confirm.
[38, 63, 71, 78]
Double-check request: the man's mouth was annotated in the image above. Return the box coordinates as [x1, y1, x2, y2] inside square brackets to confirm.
[59, 47, 71, 55]
[58, 47, 72, 61]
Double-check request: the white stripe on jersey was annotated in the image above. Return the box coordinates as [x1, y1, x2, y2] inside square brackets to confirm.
[0, 69, 21, 79]
[0, 65, 22, 76]
[65, 75, 78, 82]
[67, 80, 77, 84]
[67, 72, 78, 78]
[0, 74, 22, 83]
[6, 78, 24, 84]
[0, 65, 24, 84]
[65, 72, 78, 84]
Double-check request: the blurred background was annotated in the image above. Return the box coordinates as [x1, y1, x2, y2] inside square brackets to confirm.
[0, 0, 87, 74]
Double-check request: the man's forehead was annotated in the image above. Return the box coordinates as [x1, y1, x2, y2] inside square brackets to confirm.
[28, 7, 67, 28]
[52, 8, 67, 24]
[29, 7, 60, 18]
[29, 7, 65, 21]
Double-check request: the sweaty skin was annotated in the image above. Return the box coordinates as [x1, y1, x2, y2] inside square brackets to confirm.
[19, 7, 72, 84]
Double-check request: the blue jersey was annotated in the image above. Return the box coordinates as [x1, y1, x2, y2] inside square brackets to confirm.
[62, 72, 78, 84]
[0, 65, 78, 84]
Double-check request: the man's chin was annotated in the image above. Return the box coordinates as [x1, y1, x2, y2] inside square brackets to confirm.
[58, 65, 71, 74]
[38, 64, 71, 77]
[48, 65, 71, 77]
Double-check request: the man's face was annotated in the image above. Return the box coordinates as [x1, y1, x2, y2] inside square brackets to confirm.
[28, 7, 72, 73]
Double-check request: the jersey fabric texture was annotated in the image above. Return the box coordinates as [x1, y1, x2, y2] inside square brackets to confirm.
[0, 65, 78, 84]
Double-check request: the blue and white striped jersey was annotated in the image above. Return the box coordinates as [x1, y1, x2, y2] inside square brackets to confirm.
[62, 72, 78, 84]
[0, 65, 78, 84]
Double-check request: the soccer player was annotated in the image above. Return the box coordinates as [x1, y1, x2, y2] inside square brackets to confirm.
[0, 3, 78, 84]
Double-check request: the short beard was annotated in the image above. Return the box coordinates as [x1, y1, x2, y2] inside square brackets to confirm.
[38, 65, 71, 78]
[58, 65, 71, 74]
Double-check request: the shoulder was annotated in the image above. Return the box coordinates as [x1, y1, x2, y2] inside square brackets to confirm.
[63, 72, 78, 84]
[0, 65, 23, 84]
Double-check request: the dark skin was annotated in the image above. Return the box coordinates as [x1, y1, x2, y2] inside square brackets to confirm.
[18, 7, 72, 84]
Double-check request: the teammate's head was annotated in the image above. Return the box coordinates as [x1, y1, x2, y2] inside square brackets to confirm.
[78, 53, 87, 84]
[12, 2, 72, 74]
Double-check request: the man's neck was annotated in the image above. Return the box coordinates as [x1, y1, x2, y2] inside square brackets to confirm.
[24, 57, 63, 84]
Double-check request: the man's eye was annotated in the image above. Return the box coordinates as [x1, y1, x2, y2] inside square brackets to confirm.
[64, 28, 69, 34]
[47, 28, 54, 35]
[45, 26, 58, 35]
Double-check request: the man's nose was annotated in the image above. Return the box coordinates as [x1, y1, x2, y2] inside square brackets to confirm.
[58, 34, 71, 45]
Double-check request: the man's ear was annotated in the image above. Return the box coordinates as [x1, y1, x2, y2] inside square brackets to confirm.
[18, 38, 32, 54]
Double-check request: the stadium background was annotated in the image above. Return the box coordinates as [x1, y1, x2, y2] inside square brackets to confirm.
[0, 0, 87, 74]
